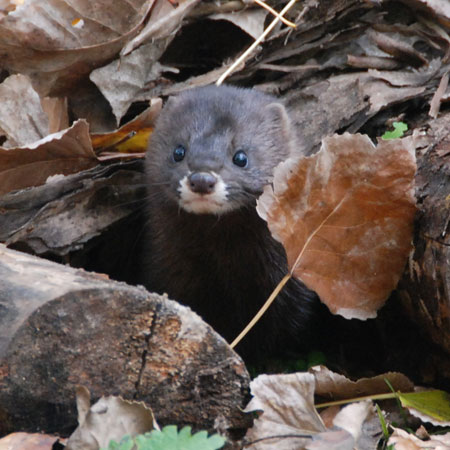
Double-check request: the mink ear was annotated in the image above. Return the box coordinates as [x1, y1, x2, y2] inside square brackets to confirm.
[164, 93, 185, 112]
[264, 102, 291, 139]
[164, 95, 178, 109]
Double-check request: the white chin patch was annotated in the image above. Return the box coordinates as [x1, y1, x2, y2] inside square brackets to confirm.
[178, 173, 234, 215]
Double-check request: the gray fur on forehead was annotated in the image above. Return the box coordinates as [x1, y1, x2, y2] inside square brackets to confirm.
[159, 85, 280, 130]
[173, 84, 278, 109]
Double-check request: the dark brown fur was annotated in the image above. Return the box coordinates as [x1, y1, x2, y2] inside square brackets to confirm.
[144, 85, 319, 360]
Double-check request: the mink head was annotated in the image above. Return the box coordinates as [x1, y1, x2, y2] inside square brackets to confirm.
[146, 85, 293, 215]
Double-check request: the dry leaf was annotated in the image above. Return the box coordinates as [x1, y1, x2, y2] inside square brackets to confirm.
[305, 429, 355, 450]
[0, 432, 63, 449]
[257, 133, 416, 319]
[0, 120, 98, 196]
[306, 401, 375, 450]
[311, 366, 414, 399]
[367, 59, 442, 87]
[367, 29, 428, 67]
[245, 373, 325, 449]
[91, 0, 198, 123]
[90, 48, 173, 125]
[0, 74, 49, 147]
[2, 161, 145, 255]
[364, 80, 426, 114]
[0, 0, 154, 96]
[245, 372, 379, 450]
[41, 96, 69, 134]
[66, 386, 156, 450]
[211, 8, 268, 40]
[331, 401, 374, 443]
[120, 0, 199, 56]
[91, 98, 162, 155]
[388, 427, 450, 450]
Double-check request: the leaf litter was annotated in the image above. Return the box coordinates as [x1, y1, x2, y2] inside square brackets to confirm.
[244, 367, 450, 450]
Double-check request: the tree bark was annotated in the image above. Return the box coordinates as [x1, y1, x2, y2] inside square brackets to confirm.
[398, 113, 450, 356]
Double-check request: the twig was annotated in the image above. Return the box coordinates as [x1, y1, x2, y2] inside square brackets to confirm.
[429, 71, 449, 119]
[253, 0, 296, 28]
[216, 0, 298, 86]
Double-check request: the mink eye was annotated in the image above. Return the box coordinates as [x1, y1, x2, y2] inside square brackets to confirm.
[232, 150, 248, 168]
[173, 145, 186, 162]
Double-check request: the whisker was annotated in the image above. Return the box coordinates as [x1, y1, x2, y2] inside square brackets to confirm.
[121, 181, 171, 187]
[110, 198, 147, 209]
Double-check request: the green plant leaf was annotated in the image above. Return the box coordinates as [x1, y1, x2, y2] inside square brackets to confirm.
[375, 403, 390, 439]
[104, 435, 134, 450]
[399, 390, 450, 424]
[134, 425, 225, 450]
[381, 121, 408, 140]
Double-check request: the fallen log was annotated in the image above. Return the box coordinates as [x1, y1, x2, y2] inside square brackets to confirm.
[0, 244, 250, 439]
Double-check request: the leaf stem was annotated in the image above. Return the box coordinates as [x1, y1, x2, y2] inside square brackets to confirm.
[315, 392, 398, 409]
[230, 273, 291, 349]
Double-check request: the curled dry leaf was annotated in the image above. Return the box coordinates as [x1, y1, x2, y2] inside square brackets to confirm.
[0, 0, 154, 96]
[310, 365, 414, 400]
[66, 386, 156, 450]
[120, 0, 199, 56]
[257, 133, 417, 320]
[305, 401, 376, 450]
[330, 401, 374, 445]
[245, 373, 325, 449]
[41, 96, 69, 134]
[90, 0, 199, 124]
[90, 46, 173, 125]
[0, 120, 98, 196]
[91, 98, 163, 156]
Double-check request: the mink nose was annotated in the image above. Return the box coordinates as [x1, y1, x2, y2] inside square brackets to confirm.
[188, 172, 217, 194]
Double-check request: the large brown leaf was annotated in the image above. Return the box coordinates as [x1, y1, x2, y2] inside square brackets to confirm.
[0, 0, 154, 96]
[257, 133, 416, 319]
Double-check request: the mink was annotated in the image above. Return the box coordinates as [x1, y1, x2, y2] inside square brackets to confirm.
[143, 85, 319, 361]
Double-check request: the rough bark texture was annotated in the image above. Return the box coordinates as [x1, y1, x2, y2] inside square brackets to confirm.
[0, 245, 250, 439]
[398, 113, 450, 356]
